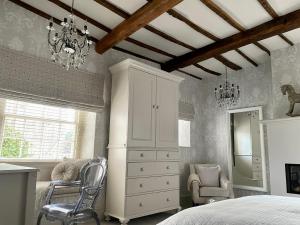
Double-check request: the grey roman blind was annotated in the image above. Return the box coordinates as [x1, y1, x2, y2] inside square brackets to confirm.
[179, 100, 195, 120]
[0, 46, 104, 111]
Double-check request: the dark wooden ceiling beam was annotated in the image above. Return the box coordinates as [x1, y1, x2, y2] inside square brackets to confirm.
[162, 9, 300, 71]
[9, 0, 203, 81]
[95, 0, 183, 54]
[167, 9, 257, 67]
[200, 0, 271, 55]
[257, 0, 294, 46]
[94, 0, 242, 71]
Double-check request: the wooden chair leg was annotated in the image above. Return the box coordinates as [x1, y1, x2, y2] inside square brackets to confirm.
[36, 212, 43, 225]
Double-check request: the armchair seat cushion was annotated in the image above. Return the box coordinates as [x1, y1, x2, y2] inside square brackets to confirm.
[200, 187, 230, 197]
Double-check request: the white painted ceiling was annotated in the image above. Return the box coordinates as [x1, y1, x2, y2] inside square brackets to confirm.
[20, 0, 300, 79]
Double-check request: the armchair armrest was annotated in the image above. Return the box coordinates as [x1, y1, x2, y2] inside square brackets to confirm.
[45, 180, 81, 204]
[187, 173, 201, 192]
[220, 174, 231, 189]
[220, 173, 234, 198]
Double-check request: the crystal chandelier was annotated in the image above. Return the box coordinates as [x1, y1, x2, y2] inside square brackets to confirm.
[214, 67, 240, 108]
[46, 0, 91, 70]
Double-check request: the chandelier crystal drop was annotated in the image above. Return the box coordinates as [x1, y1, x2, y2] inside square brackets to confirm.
[46, 0, 91, 70]
[214, 67, 240, 108]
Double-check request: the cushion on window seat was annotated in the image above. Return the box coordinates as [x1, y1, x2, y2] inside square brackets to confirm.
[51, 162, 79, 182]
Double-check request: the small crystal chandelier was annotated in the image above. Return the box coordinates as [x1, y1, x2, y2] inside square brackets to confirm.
[214, 67, 240, 108]
[46, 0, 92, 70]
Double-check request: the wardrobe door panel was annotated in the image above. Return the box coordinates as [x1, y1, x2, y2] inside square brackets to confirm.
[156, 78, 178, 148]
[128, 68, 156, 147]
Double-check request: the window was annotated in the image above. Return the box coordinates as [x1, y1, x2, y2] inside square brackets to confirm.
[0, 100, 78, 160]
[178, 119, 191, 147]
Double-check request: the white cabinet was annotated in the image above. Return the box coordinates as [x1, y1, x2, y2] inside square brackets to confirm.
[105, 59, 183, 225]
[0, 163, 38, 225]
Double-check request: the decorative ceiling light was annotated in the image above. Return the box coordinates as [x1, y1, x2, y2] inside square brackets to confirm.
[214, 67, 240, 108]
[46, 0, 91, 70]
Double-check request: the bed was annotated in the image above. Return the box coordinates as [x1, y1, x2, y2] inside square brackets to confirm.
[158, 195, 300, 225]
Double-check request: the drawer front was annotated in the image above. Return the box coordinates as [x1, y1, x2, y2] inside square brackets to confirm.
[125, 190, 179, 216]
[128, 151, 156, 161]
[157, 151, 179, 161]
[157, 162, 179, 175]
[157, 190, 179, 209]
[126, 175, 179, 195]
[127, 162, 179, 177]
[127, 162, 157, 177]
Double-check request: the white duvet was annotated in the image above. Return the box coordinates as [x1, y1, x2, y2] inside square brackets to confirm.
[158, 195, 300, 225]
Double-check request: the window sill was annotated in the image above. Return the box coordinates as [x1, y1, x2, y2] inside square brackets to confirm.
[0, 159, 62, 164]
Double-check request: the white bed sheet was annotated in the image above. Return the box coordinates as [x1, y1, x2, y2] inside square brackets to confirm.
[158, 195, 300, 225]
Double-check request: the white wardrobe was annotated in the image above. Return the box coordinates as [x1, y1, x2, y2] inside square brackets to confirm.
[105, 59, 183, 225]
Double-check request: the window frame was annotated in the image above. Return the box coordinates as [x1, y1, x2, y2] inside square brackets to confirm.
[0, 99, 79, 162]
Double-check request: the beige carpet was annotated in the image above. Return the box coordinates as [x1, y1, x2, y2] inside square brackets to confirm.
[101, 212, 173, 225]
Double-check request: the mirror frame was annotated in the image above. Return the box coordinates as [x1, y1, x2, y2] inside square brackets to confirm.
[227, 106, 268, 192]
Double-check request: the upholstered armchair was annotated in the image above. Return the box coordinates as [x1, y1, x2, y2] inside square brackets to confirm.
[187, 164, 234, 205]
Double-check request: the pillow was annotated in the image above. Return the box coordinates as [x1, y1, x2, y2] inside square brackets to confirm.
[51, 161, 79, 182]
[196, 166, 220, 187]
[63, 158, 90, 180]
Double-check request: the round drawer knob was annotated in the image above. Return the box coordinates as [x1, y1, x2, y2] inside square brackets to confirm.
[166, 181, 170, 185]
[140, 153, 144, 157]
[166, 154, 170, 158]
[139, 203, 143, 207]
[166, 198, 170, 202]
[140, 168, 144, 172]
[139, 184, 143, 188]
[166, 166, 170, 170]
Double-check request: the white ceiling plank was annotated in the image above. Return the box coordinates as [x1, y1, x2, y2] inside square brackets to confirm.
[267, 0, 300, 15]
[199, 58, 227, 74]
[213, 0, 271, 29]
[283, 28, 300, 44]
[150, 12, 214, 49]
[174, 0, 238, 39]
[259, 36, 290, 51]
[222, 50, 253, 68]
[239, 44, 268, 64]
[129, 28, 190, 56]
[116, 41, 171, 63]
[107, 0, 147, 14]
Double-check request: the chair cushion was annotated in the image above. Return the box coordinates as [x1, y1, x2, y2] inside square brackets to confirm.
[196, 166, 219, 187]
[51, 162, 79, 182]
[200, 187, 230, 197]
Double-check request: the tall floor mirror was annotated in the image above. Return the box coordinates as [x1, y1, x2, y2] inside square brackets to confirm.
[228, 106, 268, 192]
